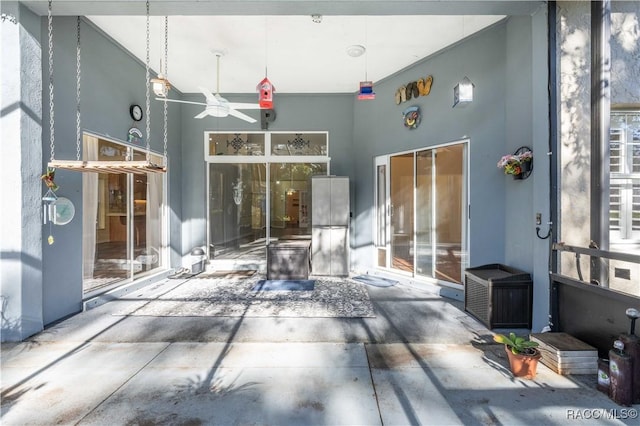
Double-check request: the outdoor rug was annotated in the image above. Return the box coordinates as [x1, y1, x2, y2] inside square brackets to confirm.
[352, 275, 398, 287]
[116, 276, 374, 318]
[252, 280, 315, 291]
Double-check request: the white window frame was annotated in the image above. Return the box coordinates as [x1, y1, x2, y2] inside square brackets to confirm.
[610, 111, 640, 244]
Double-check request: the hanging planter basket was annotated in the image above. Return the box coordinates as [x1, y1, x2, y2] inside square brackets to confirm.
[497, 146, 533, 180]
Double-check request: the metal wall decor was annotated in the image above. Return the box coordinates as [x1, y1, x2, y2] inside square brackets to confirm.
[403, 106, 421, 129]
[288, 133, 310, 150]
[513, 146, 533, 180]
[227, 133, 247, 154]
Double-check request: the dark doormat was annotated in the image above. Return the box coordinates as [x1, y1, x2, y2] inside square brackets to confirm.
[252, 279, 316, 291]
[352, 275, 398, 287]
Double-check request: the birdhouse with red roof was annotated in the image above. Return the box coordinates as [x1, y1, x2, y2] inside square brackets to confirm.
[257, 77, 275, 109]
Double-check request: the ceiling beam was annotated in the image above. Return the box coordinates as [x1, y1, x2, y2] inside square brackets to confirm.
[21, 0, 544, 16]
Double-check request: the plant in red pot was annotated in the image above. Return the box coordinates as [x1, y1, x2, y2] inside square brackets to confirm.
[494, 332, 541, 379]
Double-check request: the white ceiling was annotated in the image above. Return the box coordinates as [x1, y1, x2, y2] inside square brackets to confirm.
[22, 1, 545, 96]
[87, 14, 505, 94]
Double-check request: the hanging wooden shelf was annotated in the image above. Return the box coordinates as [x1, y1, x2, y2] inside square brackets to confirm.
[48, 160, 166, 175]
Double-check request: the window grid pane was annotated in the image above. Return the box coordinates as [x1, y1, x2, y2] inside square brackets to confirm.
[610, 112, 640, 242]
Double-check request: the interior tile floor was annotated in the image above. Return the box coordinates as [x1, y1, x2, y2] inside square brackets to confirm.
[2, 275, 638, 425]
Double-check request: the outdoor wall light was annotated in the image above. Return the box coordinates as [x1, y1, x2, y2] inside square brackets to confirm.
[453, 76, 474, 107]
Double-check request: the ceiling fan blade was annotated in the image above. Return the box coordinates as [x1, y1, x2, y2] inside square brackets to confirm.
[227, 109, 257, 123]
[156, 98, 207, 106]
[227, 102, 262, 110]
[198, 86, 219, 104]
[194, 110, 210, 119]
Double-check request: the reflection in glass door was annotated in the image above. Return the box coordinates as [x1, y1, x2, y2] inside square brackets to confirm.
[209, 163, 267, 259]
[377, 141, 467, 285]
[270, 163, 327, 240]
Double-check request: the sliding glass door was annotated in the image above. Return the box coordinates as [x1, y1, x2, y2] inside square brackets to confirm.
[83, 134, 165, 295]
[376, 141, 468, 285]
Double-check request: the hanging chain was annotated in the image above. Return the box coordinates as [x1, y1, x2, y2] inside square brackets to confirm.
[145, 0, 151, 162]
[76, 16, 82, 161]
[163, 16, 168, 166]
[47, 0, 55, 162]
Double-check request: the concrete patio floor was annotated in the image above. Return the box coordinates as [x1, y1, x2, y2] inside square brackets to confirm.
[2, 275, 639, 425]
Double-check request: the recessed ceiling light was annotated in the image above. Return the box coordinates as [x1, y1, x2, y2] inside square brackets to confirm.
[346, 45, 366, 58]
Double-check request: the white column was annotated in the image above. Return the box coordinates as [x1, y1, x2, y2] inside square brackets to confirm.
[0, 2, 44, 341]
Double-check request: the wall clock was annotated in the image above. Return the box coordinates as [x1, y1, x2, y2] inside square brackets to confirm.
[130, 104, 143, 121]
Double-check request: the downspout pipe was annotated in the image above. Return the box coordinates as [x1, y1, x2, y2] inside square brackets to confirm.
[548, 1, 560, 331]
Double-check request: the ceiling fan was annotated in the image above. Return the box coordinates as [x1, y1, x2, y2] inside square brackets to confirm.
[156, 52, 260, 123]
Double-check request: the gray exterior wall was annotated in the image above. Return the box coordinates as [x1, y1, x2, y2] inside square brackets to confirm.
[39, 17, 183, 325]
[351, 14, 550, 330]
[1, 2, 44, 341]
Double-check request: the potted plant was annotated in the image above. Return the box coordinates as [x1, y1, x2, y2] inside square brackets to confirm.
[494, 332, 541, 379]
[497, 149, 533, 179]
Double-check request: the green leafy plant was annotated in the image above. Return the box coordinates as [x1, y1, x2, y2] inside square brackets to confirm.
[497, 152, 532, 176]
[494, 332, 540, 355]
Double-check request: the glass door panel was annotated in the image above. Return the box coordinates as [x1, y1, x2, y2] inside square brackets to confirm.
[379, 142, 467, 285]
[270, 163, 326, 240]
[209, 163, 267, 259]
[415, 150, 434, 277]
[376, 161, 388, 268]
[129, 150, 164, 277]
[83, 137, 131, 293]
[390, 153, 414, 273]
[433, 144, 465, 284]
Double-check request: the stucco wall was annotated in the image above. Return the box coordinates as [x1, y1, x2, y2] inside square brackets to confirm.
[351, 14, 549, 330]
[39, 17, 183, 324]
[0, 2, 44, 341]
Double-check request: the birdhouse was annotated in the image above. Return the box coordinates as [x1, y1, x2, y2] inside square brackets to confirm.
[257, 77, 275, 109]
